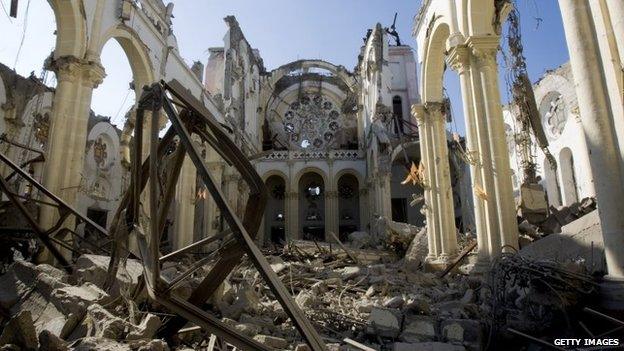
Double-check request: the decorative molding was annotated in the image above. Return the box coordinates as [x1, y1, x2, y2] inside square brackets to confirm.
[446, 45, 470, 74]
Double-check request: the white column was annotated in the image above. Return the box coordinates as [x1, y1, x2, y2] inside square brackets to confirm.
[559, 0, 624, 280]
[468, 37, 518, 252]
[447, 45, 489, 266]
[413, 104, 440, 260]
[466, 41, 502, 259]
[40, 57, 105, 229]
[426, 102, 458, 260]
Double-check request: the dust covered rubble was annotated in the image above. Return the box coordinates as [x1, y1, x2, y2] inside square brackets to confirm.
[0, 257, 168, 351]
[0, 219, 595, 351]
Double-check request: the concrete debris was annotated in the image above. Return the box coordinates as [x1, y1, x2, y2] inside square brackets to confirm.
[0, 239, 599, 351]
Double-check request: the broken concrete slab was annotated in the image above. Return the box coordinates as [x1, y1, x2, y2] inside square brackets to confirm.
[521, 210, 605, 273]
[440, 319, 483, 350]
[253, 334, 288, 349]
[400, 315, 437, 342]
[366, 307, 402, 338]
[73, 254, 143, 293]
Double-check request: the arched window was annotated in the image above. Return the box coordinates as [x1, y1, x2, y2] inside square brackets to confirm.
[392, 96, 404, 134]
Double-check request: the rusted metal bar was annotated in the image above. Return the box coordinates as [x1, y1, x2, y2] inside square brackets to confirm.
[584, 307, 624, 327]
[98, 81, 326, 350]
[328, 231, 360, 264]
[507, 328, 567, 351]
[0, 151, 110, 271]
[159, 229, 232, 262]
[439, 240, 477, 278]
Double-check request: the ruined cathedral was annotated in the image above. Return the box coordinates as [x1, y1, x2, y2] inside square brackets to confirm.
[0, 0, 623, 350]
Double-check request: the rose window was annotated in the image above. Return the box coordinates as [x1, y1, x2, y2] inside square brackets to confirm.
[282, 93, 343, 150]
[540, 93, 567, 139]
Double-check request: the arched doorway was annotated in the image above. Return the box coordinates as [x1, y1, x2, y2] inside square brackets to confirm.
[337, 174, 360, 241]
[299, 172, 325, 241]
[264, 175, 286, 245]
[559, 147, 578, 205]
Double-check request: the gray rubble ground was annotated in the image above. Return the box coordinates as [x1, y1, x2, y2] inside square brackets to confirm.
[0, 218, 594, 351]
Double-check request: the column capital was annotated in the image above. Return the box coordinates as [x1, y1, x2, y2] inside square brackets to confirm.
[411, 103, 426, 122]
[46, 55, 106, 87]
[446, 45, 470, 74]
[465, 36, 499, 69]
[424, 101, 447, 120]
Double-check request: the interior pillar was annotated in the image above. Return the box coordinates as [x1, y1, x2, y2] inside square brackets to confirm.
[468, 36, 519, 253]
[40, 57, 105, 230]
[426, 102, 458, 261]
[465, 41, 502, 259]
[412, 104, 440, 261]
[447, 45, 489, 267]
[559, 0, 624, 287]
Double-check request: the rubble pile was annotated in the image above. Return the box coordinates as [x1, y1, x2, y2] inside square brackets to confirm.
[519, 197, 597, 240]
[0, 235, 598, 351]
[198, 242, 488, 351]
[0, 256, 165, 351]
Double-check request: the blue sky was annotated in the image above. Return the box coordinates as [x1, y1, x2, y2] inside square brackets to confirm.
[0, 0, 569, 133]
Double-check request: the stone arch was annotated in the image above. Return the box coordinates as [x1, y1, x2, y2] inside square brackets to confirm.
[47, 0, 87, 58]
[262, 170, 290, 189]
[296, 168, 327, 241]
[96, 26, 156, 93]
[559, 147, 579, 205]
[421, 21, 451, 102]
[293, 166, 329, 190]
[268, 60, 356, 92]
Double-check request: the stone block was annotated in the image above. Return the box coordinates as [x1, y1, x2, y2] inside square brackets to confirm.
[73, 254, 143, 293]
[127, 313, 162, 340]
[400, 315, 437, 342]
[440, 319, 483, 350]
[253, 335, 288, 349]
[366, 307, 402, 338]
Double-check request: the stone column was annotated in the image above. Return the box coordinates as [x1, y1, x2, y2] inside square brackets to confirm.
[173, 155, 196, 250]
[426, 102, 458, 260]
[475, 39, 517, 251]
[559, 0, 624, 285]
[359, 187, 369, 232]
[412, 104, 440, 261]
[287, 191, 299, 240]
[448, 45, 490, 267]
[287, 159, 298, 239]
[40, 57, 105, 230]
[325, 190, 338, 241]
